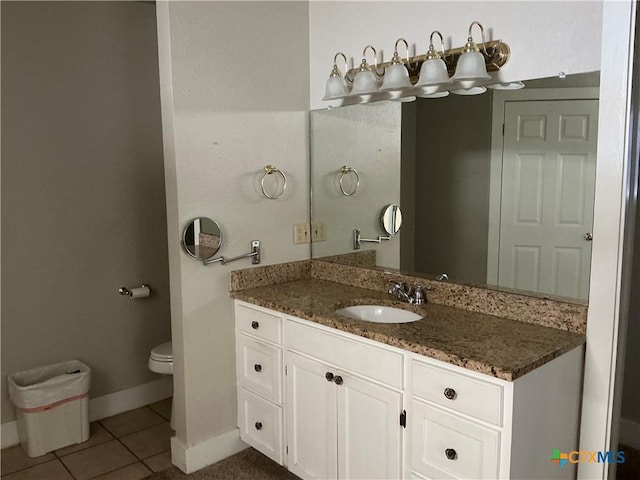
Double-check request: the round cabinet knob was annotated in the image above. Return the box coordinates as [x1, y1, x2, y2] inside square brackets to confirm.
[254, 364, 262, 373]
[255, 422, 263, 430]
[443, 388, 457, 400]
[333, 375, 344, 386]
[251, 321, 259, 329]
[325, 372, 334, 382]
[445, 448, 458, 460]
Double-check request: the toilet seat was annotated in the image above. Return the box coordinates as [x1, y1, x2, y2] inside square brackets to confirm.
[150, 341, 172, 362]
[149, 341, 173, 375]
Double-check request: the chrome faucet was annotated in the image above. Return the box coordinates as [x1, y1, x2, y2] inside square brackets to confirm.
[388, 281, 427, 305]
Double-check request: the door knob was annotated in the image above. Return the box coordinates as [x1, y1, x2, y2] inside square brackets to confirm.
[254, 364, 262, 372]
[584, 233, 593, 241]
[333, 375, 344, 386]
[255, 421, 263, 430]
[325, 372, 334, 382]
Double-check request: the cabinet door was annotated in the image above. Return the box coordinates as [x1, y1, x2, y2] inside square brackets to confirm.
[286, 351, 338, 480]
[337, 374, 403, 480]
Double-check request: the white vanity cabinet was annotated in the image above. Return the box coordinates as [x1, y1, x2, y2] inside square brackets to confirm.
[233, 300, 583, 480]
[234, 302, 285, 465]
[285, 318, 404, 480]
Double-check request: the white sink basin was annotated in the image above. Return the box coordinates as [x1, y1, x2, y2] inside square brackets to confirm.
[334, 305, 422, 324]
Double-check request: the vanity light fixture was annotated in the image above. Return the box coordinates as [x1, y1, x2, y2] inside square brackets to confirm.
[451, 21, 492, 87]
[415, 31, 452, 96]
[325, 22, 511, 104]
[380, 38, 416, 102]
[323, 52, 351, 101]
[350, 45, 383, 98]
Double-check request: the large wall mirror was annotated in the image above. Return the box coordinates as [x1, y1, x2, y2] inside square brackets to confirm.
[310, 71, 600, 303]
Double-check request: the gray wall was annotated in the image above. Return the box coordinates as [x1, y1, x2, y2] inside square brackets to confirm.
[413, 94, 493, 284]
[1, 1, 171, 423]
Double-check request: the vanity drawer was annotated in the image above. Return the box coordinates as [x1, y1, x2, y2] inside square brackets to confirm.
[285, 319, 403, 389]
[411, 359, 503, 426]
[236, 333, 283, 403]
[235, 302, 283, 345]
[410, 399, 500, 480]
[237, 387, 284, 466]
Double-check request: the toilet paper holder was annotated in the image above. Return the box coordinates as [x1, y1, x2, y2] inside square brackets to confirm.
[119, 284, 152, 298]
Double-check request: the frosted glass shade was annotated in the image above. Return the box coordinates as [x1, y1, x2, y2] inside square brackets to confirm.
[323, 76, 349, 100]
[451, 51, 491, 87]
[380, 63, 412, 91]
[417, 90, 449, 99]
[415, 58, 452, 88]
[450, 86, 487, 95]
[351, 70, 379, 95]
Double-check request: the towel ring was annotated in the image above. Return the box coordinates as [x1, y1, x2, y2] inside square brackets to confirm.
[339, 165, 360, 196]
[261, 165, 287, 199]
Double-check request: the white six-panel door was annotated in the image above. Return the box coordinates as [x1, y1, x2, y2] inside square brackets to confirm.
[498, 100, 598, 300]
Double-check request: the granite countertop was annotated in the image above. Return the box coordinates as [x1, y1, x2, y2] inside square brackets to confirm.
[231, 278, 585, 381]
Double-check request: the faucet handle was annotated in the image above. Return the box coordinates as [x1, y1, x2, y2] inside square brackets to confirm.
[412, 285, 428, 305]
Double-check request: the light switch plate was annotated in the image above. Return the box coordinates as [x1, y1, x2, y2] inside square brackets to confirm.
[294, 223, 310, 244]
[311, 221, 327, 242]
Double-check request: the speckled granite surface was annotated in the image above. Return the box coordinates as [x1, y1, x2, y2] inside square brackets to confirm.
[230, 260, 310, 291]
[231, 278, 585, 381]
[311, 260, 587, 334]
[316, 251, 377, 267]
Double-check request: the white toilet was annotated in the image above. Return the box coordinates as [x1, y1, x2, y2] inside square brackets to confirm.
[148, 341, 174, 429]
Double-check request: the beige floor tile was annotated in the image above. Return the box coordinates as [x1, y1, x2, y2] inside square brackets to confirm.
[54, 422, 114, 457]
[91, 462, 152, 480]
[59, 440, 137, 480]
[99, 407, 165, 438]
[119, 423, 172, 460]
[142, 450, 172, 472]
[1, 459, 73, 480]
[147, 398, 172, 422]
[0, 445, 56, 476]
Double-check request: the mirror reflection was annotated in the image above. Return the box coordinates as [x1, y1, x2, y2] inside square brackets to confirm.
[381, 204, 402, 236]
[311, 72, 600, 302]
[181, 217, 223, 261]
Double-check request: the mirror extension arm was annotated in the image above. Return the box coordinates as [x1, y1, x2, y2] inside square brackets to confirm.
[353, 229, 391, 250]
[204, 240, 261, 266]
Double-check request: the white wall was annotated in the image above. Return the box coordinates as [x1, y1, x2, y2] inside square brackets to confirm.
[156, 1, 309, 472]
[309, 1, 602, 110]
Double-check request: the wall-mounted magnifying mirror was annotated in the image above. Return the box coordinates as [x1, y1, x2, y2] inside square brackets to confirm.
[380, 204, 402, 235]
[181, 217, 222, 261]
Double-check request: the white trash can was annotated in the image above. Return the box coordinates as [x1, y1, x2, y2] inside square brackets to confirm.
[8, 360, 91, 457]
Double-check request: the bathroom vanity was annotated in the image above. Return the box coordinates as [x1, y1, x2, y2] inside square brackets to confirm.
[232, 275, 585, 480]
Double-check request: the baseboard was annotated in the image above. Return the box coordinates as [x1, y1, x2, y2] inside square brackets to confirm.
[88, 377, 173, 422]
[1, 377, 173, 449]
[620, 416, 640, 450]
[171, 428, 248, 474]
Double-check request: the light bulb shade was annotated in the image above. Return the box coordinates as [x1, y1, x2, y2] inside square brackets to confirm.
[380, 63, 412, 91]
[415, 58, 451, 88]
[451, 50, 491, 85]
[323, 76, 349, 100]
[487, 81, 525, 90]
[450, 86, 487, 95]
[351, 70, 379, 96]
[417, 90, 450, 99]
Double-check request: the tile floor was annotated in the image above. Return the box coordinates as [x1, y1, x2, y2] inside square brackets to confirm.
[1, 398, 173, 480]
